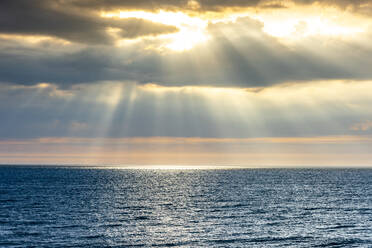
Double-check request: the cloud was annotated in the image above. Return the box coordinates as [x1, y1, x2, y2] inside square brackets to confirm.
[351, 120, 372, 131]
[65, 0, 372, 13]
[0, 0, 178, 45]
[0, 80, 371, 139]
[1, 2, 372, 88]
[1, 0, 371, 166]
[62, 0, 266, 11]
[1, 15, 372, 87]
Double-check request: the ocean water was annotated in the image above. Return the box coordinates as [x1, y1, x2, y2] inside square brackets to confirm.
[0, 167, 372, 247]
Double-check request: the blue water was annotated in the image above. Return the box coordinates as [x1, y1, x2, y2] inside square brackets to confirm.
[1, 167, 372, 247]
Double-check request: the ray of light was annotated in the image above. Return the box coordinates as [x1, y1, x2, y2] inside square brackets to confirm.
[2, 79, 372, 166]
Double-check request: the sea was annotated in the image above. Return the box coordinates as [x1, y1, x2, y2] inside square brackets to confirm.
[0, 167, 371, 247]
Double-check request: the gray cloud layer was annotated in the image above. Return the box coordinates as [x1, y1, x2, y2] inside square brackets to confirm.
[1, 1, 372, 88]
[67, 0, 372, 12]
[0, 0, 178, 45]
[0, 0, 370, 46]
[1, 16, 372, 87]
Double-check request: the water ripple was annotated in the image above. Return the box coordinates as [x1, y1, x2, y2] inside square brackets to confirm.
[0, 167, 371, 247]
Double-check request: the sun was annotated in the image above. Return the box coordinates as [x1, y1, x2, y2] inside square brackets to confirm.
[102, 10, 209, 51]
[165, 28, 209, 51]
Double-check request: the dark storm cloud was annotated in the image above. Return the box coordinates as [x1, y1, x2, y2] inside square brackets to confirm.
[0, 0, 178, 45]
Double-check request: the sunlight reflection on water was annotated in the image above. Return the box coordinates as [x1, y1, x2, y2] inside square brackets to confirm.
[1, 167, 372, 247]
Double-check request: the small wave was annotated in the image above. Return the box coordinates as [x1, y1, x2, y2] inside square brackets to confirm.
[316, 224, 356, 230]
[14, 231, 42, 237]
[99, 223, 122, 228]
[0, 199, 17, 203]
[218, 203, 247, 209]
[118, 206, 152, 211]
[314, 238, 366, 247]
[0, 242, 22, 246]
[21, 220, 49, 226]
[303, 207, 337, 211]
[133, 216, 150, 220]
[210, 235, 311, 245]
[51, 224, 82, 229]
[329, 224, 356, 230]
[81, 234, 105, 239]
[212, 238, 252, 244]
[151, 241, 197, 247]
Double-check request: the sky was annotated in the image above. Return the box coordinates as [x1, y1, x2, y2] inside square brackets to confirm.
[1, 0, 372, 166]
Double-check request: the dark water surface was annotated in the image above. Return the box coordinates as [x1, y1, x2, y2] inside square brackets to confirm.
[1, 167, 372, 247]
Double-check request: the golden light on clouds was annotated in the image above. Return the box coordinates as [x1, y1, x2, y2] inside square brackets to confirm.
[102, 10, 209, 51]
[2, 4, 370, 50]
[97, 2, 372, 53]
[214, 5, 369, 39]
[0, 34, 73, 46]
[1, 0, 372, 167]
